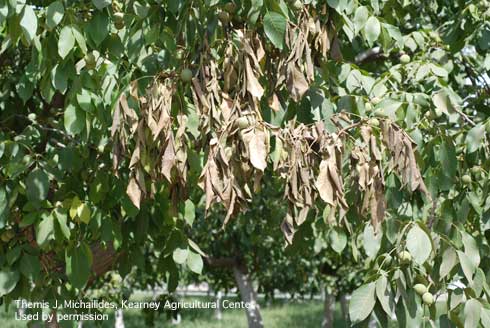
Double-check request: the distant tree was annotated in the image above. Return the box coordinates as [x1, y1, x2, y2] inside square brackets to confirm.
[1, 1, 490, 327]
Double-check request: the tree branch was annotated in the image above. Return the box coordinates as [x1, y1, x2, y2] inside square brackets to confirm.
[205, 256, 237, 268]
[355, 47, 385, 64]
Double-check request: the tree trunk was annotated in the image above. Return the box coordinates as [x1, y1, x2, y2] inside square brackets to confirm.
[171, 313, 181, 325]
[45, 310, 59, 328]
[339, 294, 349, 322]
[232, 264, 263, 328]
[215, 291, 223, 320]
[322, 292, 335, 328]
[115, 309, 125, 328]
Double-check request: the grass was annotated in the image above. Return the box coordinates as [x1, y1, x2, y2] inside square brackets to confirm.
[0, 297, 348, 328]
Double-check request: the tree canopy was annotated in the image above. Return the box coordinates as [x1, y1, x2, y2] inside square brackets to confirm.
[1, 0, 490, 326]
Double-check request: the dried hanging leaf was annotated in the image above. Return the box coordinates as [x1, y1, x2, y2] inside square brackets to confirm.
[330, 36, 343, 61]
[129, 143, 140, 168]
[126, 177, 141, 209]
[161, 137, 176, 182]
[296, 206, 309, 226]
[380, 121, 428, 196]
[370, 177, 385, 227]
[316, 159, 335, 206]
[287, 64, 309, 102]
[245, 58, 264, 99]
[269, 93, 280, 112]
[111, 101, 121, 137]
[249, 129, 268, 171]
[281, 210, 296, 244]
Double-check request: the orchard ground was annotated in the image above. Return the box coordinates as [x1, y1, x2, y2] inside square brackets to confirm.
[0, 297, 347, 328]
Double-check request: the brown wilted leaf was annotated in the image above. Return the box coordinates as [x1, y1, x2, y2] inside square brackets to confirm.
[281, 211, 296, 244]
[269, 93, 280, 112]
[305, 42, 314, 81]
[287, 64, 309, 102]
[249, 129, 268, 171]
[245, 58, 264, 99]
[192, 78, 211, 110]
[330, 36, 343, 61]
[111, 101, 121, 137]
[380, 121, 429, 196]
[129, 143, 140, 168]
[119, 94, 138, 132]
[315, 159, 334, 206]
[223, 189, 236, 226]
[370, 177, 385, 227]
[296, 206, 309, 226]
[161, 136, 176, 182]
[126, 177, 141, 209]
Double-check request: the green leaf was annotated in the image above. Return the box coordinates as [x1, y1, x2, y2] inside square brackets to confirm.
[46, 1, 64, 30]
[364, 16, 380, 45]
[346, 69, 363, 92]
[86, 11, 109, 46]
[432, 91, 452, 115]
[188, 239, 207, 257]
[6, 247, 21, 265]
[406, 224, 432, 264]
[0, 185, 8, 229]
[383, 23, 403, 47]
[65, 243, 92, 289]
[329, 228, 347, 254]
[263, 12, 287, 50]
[464, 299, 481, 328]
[479, 28, 490, 50]
[58, 25, 75, 59]
[72, 25, 87, 54]
[416, 64, 430, 81]
[353, 6, 368, 34]
[92, 0, 111, 10]
[0, 2, 8, 26]
[439, 247, 457, 278]
[349, 282, 376, 323]
[36, 213, 54, 247]
[26, 168, 49, 202]
[363, 224, 381, 258]
[78, 203, 91, 224]
[327, 0, 342, 10]
[51, 64, 68, 93]
[54, 208, 71, 240]
[186, 251, 203, 274]
[247, 0, 263, 24]
[69, 196, 82, 219]
[466, 124, 485, 154]
[133, 1, 149, 18]
[77, 90, 92, 112]
[186, 107, 200, 138]
[17, 75, 34, 104]
[0, 270, 20, 297]
[430, 63, 448, 78]
[458, 250, 476, 283]
[19, 254, 40, 280]
[184, 200, 195, 226]
[20, 5, 37, 42]
[473, 269, 485, 297]
[64, 104, 85, 135]
[439, 138, 457, 180]
[173, 247, 189, 264]
[461, 231, 480, 269]
[376, 275, 393, 316]
[481, 307, 490, 328]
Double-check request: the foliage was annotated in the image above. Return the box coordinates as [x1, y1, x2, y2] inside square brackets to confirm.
[1, 0, 490, 326]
